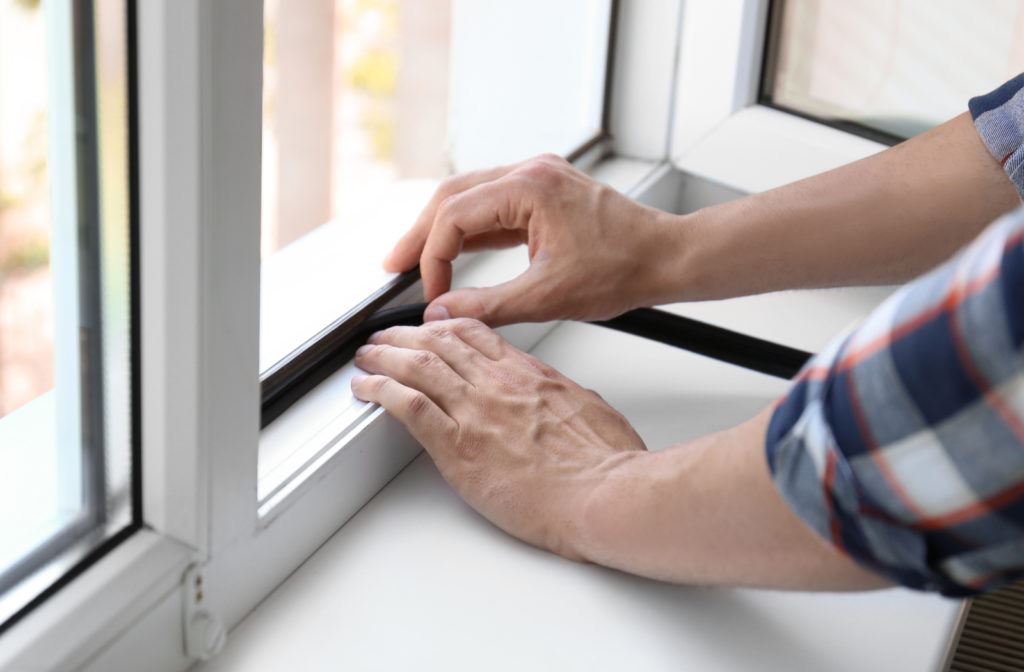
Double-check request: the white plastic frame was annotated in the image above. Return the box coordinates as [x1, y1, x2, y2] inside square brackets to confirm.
[670, 0, 887, 195]
[1, 1, 897, 669]
[0, 1, 687, 670]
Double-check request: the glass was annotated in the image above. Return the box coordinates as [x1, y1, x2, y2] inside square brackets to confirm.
[259, 0, 612, 373]
[765, 0, 1024, 139]
[0, 0, 53, 421]
[0, 0, 135, 629]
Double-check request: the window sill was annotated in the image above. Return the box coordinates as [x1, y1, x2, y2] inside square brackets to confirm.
[674, 105, 887, 195]
[0, 530, 192, 671]
[205, 308, 963, 672]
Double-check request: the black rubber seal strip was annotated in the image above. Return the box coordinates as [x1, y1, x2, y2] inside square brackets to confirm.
[261, 302, 814, 428]
[593, 307, 812, 380]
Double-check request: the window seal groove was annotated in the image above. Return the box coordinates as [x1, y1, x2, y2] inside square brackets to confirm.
[260, 269, 420, 428]
[262, 300, 812, 431]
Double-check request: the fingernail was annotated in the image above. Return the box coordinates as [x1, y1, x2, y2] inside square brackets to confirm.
[367, 331, 382, 343]
[352, 374, 367, 387]
[424, 304, 450, 322]
[356, 345, 372, 356]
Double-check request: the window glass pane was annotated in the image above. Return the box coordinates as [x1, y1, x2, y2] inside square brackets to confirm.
[0, 0, 135, 628]
[0, 0, 53, 421]
[260, 0, 611, 373]
[766, 0, 1024, 139]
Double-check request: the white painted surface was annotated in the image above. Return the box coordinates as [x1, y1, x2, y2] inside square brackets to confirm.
[0, 532, 191, 671]
[203, 286, 960, 672]
[608, 0, 682, 159]
[676, 106, 886, 195]
[671, 0, 767, 156]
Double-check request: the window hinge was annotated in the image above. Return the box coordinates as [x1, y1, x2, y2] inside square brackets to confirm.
[182, 563, 227, 661]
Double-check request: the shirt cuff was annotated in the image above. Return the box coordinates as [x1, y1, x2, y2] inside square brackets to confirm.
[970, 73, 1024, 199]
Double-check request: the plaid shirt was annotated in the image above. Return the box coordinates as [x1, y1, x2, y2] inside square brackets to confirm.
[765, 76, 1024, 597]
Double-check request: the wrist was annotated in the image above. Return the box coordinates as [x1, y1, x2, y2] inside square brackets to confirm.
[567, 450, 651, 566]
[635, 208, 709, 307]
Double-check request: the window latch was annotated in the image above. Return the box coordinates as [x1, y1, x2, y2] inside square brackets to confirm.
[182, 564, 227, 661]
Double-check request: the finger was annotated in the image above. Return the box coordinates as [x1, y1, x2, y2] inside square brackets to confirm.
[383, 164, 518, 273]
[351, 374, 457, 449]
[425, 264, 552, 328]
[368, 321, 493, 378]
[420, 176, 528, 301]
[443, 317, 508, 360]
[461, 229, 526, 253]
[354, 343, 471, 413]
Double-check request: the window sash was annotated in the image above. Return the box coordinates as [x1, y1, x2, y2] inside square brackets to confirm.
[0, 0, 141, 634]
[258, 0, 623, 428]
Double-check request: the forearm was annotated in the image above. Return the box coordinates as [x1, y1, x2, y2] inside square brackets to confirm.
[651, 113, 1018, 303]
[573, 408, 889, 590]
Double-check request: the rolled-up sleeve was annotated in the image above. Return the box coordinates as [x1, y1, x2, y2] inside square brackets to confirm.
[766, 205, 1024, 596]
[969, 73, 1024, 198]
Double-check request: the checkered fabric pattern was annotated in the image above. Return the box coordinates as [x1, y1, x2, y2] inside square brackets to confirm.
[765, 76, 1024, 597]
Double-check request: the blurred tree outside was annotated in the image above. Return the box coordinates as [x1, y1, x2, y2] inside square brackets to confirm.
[261, 0, 450, 256]
[0, 0, 53, 418]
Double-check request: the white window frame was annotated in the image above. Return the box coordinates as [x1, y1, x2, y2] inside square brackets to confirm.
[0, 1, 683, 669]
[0, 2, 915, 669]
[670, 0, 888, 194]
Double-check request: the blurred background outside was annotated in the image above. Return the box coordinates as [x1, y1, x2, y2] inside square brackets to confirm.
[771, 0, 1024, 137]
[8, 0, 1024, 420]
[262, 0, 451, 256]
[0, 0, 52, 421]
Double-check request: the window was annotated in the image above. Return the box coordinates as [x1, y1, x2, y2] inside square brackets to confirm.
[761, 0, 1024, 142]
[0, 0, 138, 631]
[4, 1, 650, 668]
[259, 0, 615, 417]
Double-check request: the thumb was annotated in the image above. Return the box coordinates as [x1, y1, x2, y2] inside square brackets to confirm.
[424, 267, 549, 327]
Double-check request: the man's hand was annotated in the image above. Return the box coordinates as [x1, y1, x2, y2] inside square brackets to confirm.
[384, 154, 685, 326]
[351, 317, 647, 558]
[352, 318, 890, 590]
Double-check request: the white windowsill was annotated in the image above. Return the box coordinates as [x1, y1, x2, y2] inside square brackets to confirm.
[206, 284, 962, 672]
[222, 134, 967, 670]
[674, 105, 887, 195]
[0, 530, 192, 671]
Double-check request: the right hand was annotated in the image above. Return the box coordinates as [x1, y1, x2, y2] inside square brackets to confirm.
[383, 154, 684, 327]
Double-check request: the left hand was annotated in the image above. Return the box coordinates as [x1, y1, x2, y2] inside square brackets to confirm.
[352, 318, 648, 559]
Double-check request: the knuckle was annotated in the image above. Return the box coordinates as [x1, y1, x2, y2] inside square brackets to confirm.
[435, 193, 461, 222]
[450, 317, 486, 334]
[424, 322, 454, 341]
[516, 160, 562, 187]
[535, 152, 568, 166]
[411, 349, 438, 369]
[405, 390, 431, 417]
[437, 174, 465, 197]
[375, 327, 399, 342]
[368, 376, 390, 394]
[525, 355, 558, 379]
